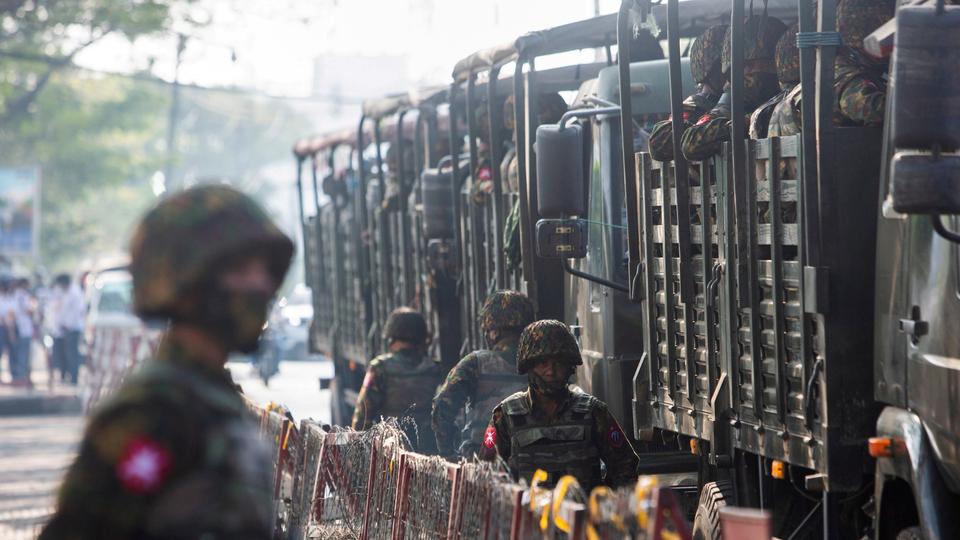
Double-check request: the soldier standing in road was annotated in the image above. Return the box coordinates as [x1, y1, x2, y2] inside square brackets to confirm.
[479, 320, 639, 492]
[432, 290, 534, 459]
[351, 307, 445, 454]
[647, 24, 728, 162]
[40, 185, 294, 540]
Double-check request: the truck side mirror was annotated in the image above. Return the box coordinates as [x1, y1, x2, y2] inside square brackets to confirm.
[535, 218, 587, 259]
[535, 123, 586, 217]
[891, 151, 960, 215]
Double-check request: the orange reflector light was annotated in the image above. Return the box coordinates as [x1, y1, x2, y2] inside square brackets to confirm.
[689, 439, 698, 455]
[771, 460, 786, 480]
[869, 437, 906, 458]
[349, 360, 357, 371]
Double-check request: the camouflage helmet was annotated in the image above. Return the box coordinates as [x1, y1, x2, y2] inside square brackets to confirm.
[776, 24, 801, 84]
[130, 185, 294, 319]
[838, 0, 895, 53]
[516, 319, 582, 374]
[690, 24, 728, 84]
[722, 16, 788, 75]
[383, 307, 428, 344]
[479, 290, 535, 333]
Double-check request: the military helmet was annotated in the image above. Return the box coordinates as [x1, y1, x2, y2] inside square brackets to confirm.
[503, 93, 568, 131]
[690, 24, 728, 84]
[838, 0, 895, 53]
[479, 290, 535, 333]
[721, 16, 788, 75]
[383, 307, 428, 344]
[130, 185, 294, 319]
[776, 24, 801, 84]
[516, 319, 582, 374]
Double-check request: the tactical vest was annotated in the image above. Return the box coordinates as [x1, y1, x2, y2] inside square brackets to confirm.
[460, 349, 528, 455]
[377, 350, 446, 429]
[503, 391, 601, 491]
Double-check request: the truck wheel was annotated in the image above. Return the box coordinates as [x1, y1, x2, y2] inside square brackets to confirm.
[896, 526, 924, 540]
[692, 481, 734, 540]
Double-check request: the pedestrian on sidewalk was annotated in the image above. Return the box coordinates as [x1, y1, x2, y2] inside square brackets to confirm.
[0, 277, 16, 383]
[53, 274, 85, 385]
[40, 185, 293, 540]
[11, 277, 35, 387]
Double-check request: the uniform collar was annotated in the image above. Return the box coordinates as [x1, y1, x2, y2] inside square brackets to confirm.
[154, 334, 237, 388]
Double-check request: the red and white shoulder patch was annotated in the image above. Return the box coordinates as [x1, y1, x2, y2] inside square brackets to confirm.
[362, 370, 375, 389]
[695, 114, 713, 126]
[483, 426, 497, 449]
[116, 437, 172, 494]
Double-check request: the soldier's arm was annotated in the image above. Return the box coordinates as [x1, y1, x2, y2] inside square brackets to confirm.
[836, 71, 885, 126]
[647, 120, 676, 161]
[592, 401, 640, 489]
[351, 361, 385, 430]
[39, 398, 199, 539]
[431, 354, 479, 456]
[477, 406, 511, 463]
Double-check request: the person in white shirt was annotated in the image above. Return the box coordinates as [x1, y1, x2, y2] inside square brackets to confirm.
[10, 278, 35, 386]
[0, 277, 15, 383]
[53, 274, 86, 385]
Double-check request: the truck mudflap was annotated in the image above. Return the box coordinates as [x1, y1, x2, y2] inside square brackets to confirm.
[874, 406, 960, 539]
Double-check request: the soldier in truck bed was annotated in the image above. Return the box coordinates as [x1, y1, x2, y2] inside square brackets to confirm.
[680, 15, 787, 161]
[432, 290, 534, 459]
[478, 320, 639, 492]
[647, 24, 728, 162]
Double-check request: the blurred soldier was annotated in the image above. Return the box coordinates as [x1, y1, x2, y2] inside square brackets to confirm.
[351, 307, 445, 454]
[432, 290, 534, 458]
[681, 16, 787, 161]
[479, 320, 639, 492]
[834, 0, 893, 126]
[753, 23, 801, 139]
[40, 185, 293, 540]
[648, 24, 728, 161]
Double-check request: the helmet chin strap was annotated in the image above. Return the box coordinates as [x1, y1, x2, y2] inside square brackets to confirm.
[528, 370, 572, 400]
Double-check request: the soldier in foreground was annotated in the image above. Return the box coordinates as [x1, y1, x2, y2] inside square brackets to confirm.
[479, 320, 639, 491]
[432, 290, 534, 459]
[351, 307, 445, 454]
[40, 185, 293, 540]
[647, 24, 728, 161]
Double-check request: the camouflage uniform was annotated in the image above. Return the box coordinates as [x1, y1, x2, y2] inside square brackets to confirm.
[681, 17, 787, 161]
[648, 24, 727, 162]
[40, 185, 294, 540]
[479, 320, 639, 492]
[352, 307, 444, 454]
[432, 291, 534, 458]
[834, 0, 894, 127]
[753, 23, 801, 139]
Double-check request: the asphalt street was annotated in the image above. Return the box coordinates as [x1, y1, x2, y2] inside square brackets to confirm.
[226, 358, 334, 424]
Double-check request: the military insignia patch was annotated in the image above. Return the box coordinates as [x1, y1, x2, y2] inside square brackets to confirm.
[362, 371, 374, 389]
[116, 437, 172, 494]
[606, 425, 624, 448]
[483, 426, 497, 449]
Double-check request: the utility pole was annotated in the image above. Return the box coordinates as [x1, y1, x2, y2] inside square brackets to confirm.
[164, 33, 187, 193]
[595, 0, 601, 16]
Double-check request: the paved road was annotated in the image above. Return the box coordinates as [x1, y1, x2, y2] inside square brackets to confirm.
[0, 414, 83, 539]
[227, 359, 334, 424]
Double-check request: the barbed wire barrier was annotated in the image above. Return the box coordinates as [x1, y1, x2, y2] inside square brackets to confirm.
[244, 401, 692, 540]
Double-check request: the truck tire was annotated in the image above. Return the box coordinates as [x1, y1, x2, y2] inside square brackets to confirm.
[895, 526, 924, 540]
[692, 481, 734, 540]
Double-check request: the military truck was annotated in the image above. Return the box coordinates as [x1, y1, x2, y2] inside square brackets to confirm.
[293, 0, 960, 537]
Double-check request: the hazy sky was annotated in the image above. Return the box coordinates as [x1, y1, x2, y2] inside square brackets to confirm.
[75, 0, 623, 98]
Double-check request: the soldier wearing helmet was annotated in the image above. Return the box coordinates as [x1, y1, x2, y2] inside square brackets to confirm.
[478, 320, 639, 492]
[431, 290, 535, 458]
[834, 0, 893, 126]
[40, 185, 293, 540]
[681, 15, 787, 161]
[351, 306, 444, 454]
[648, 24, 728, 162]
[750, 23, 801, 139]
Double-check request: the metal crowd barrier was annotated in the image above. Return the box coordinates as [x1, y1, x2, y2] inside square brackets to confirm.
[245, 401, 694, 540]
